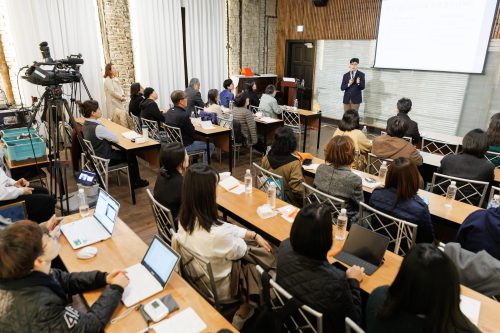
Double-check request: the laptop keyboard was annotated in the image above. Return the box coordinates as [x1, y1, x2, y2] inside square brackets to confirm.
[334, 251, 379, 275]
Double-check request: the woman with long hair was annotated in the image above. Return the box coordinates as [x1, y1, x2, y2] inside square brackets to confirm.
[204, 88, 222, 117]
[128, 82, 144, 118]
[486, 113, 500, 166]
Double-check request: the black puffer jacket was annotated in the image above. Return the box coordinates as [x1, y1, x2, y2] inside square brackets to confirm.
[277, 240, 362, 333]
[0, 269, 123, 333]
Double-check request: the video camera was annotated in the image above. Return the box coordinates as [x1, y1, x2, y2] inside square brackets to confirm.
[23, 42, 84, 86]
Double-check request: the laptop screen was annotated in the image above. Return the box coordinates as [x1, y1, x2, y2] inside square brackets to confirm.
[142, 236, 179, 286]
[93, 189, 120, 234]
[342, 224, 389, 266]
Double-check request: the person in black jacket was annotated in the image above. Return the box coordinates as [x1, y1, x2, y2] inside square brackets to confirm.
[245, 80, 260, 108]
[140, 87, 165, 128]
[154, 142, 189, 222]
[386, 97, 421, 144]
[277, 204, 364, 333]
[0, 220, 129, 332]
[341, 58, 365, 111]
[185, 78, 204, 117]
[128, 82, 144, 117]
[164, 90, 214, 163]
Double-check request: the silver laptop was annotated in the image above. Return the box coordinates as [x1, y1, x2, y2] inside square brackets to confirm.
[61, 188, 120, 249]
[122, 236, 180, 307]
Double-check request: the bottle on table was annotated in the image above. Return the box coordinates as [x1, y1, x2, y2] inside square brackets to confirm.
[335, 208, 348, 241]
[487, 194, 500, 209]
[362, 125, 368, 136]
[78, 188, 90, 218]
[293, 98, 298, 112]
[229, 100, 234, 111]
[445, 181, 458, 208]
[267, 182, 277, 209]
[244, 169, 252, 194]
[379, 161, 388, 181]
[142, 125, 149, 139]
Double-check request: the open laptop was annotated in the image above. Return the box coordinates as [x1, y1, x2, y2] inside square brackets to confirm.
[334, 224, 390, 275]
[61, 188, 119, 249]
[122, 235, 180, 307]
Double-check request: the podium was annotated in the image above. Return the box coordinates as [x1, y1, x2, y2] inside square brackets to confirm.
[281, 79, 298, 106]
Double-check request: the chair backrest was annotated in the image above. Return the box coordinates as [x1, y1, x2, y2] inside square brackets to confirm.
[358, 202, 418, 256]
[345, 317, 365, 333]
[485, 151, 500, 165]
[430, 172, 489, 207]
[252, 162, 285, 200]
[161, 123, 184, 145]
[82, 138, 95, 155]
[194, 106, 204, 118]
[488, 185, 500, 204]
[302, 182, 345, 221]
[421, 137, 460, 156]
[282, 108, 301, 129]
[174, 237, 221, 309]
[367, 153, 393, 175]
[256, 265, 323, 333]
[141, 118, 160, 141]
[249, 105, 260, 114]
[81, 153, 110, 190]
[131, 115, 142, 134]
[146, 189, 176, 245]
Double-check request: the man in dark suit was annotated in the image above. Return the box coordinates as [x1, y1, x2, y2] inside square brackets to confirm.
[386, 97, 421, 144]
[185, 77, 204, 117]
[341, 58, 365, 111]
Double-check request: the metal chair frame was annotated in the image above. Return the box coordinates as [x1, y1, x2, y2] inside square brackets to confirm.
[141, 118, 160, 141]
[282, 108, 303, 151]
[81, 153, 131, 197]
[161, 123, 205, 162]
[252, 162, 284, 200]
[367, 153, 393, 175]
[485, 151, 500, 165]
[421, 137, 460, 156]
[146, 189, 176, 245]
[345, 317, 365, 333]
[430, 172, 489, 207]
[131, 114, 142, 134]
[302, 182, 345, 223]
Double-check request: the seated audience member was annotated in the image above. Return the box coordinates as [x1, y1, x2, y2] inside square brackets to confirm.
[277, 204, 364, 333]
[232, 92, 258, 146]
[245, 80, 260, 107]
[176, 163, 273, 329]
[140, 87, 165, 128]
[220, 79, 235, 108]
[204, 89, 222, 117]
[0, 221, 129, 332]
[438, 129, 494, 183]
[386, 97, 421, 144]
[164, 90, 214, 163]
[366, 244, 481, 333]
[262, 127, 304, 206]
[258, 84, 282, 119]
[128, 82, 144, 118]
[314, 136, 364, 225]
[372, 117, 423, 166]
[185, 78, 204, 117]
[456, 205, 500, 261]
[0, 168, 55, 223]
[153, 142, 188, 221]
[369, 157, 434, 244]
[333, 109, 371, 169]
[486, 113, 500, 166]
[80, 100, 149, 188]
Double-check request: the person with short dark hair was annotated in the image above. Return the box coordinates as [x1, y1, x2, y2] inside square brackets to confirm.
[372, 117, 423, 166]
[258, 84, 281, 118]
[153, 142, 189, 221]
[220, 79, 235, 108]
[185, 78, 204, 117]
[438, 129, 494, 183]
[386, 98, 421, 144]
[262, 127, 304, 206]
[164, 90, 214, 163]
[232, 92, 258, 146]
[341, 58, 365, 111]
[128, 82, 144, 117]
[0, 221, 129, 332]
[277, 204, 364, 333]
[486, 113, 500, 166]
[332, 109, 371, 169]
[314, 136, 364, 224]
[80, 100, 148, 188]
[177, 163, 273, 329]
[140, 87, 165, 128]
[245, 80, 260, 107]
[365, 244, 480, 333]
[369, 157, 434, 246]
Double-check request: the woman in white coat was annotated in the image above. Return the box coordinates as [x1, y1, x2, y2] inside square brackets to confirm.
[103, 63, 132, 129]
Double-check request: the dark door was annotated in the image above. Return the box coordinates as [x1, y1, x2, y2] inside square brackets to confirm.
[285, 41, 315, 110]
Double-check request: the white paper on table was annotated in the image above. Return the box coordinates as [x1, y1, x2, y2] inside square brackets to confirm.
[303, 163, 320, 171]
[460, 295, 481, 325]
[219, 176, 240, 191]
[122, 131, 142, 140]
[362, 179, 381, 189]
[190, 118, 201, 126]
[201, 121, 215, 130]
[229, 184, 245, 195]
[146, 307, 207, 333]
[259, 116, 277, 123]
[283, 77, 295, 82]
[277, 205, 299, 223]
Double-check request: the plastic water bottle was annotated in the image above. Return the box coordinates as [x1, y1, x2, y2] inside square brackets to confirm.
[335, 209, 348, 241]
[445, 181, 458, 208]
[78, 188, 90, 218]
[267, 183, 276, 209]
[229, 100, 234, 111]
[379, 161, 388, 181]
[142, 125, 149, 139]
[244, 169, 252, 194]
[293, 98, 298, 112]
[362, 125, 368, 136]
[487, 194, 500, 209]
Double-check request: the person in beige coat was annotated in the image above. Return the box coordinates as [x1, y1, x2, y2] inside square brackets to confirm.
[104, 63, 132, 129]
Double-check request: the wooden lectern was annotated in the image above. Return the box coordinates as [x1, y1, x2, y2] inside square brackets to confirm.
[281, 79, 297, 106]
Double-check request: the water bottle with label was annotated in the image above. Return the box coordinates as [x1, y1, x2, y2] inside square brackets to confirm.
[487, 194, 500, 209]
[379, 161, 388, 181]
[78, 188, 90, 218]
[362, 125, 368, 136]
[267, 182, 277, 209]
[244, 169, 252, 194]
[445, 181, 458, 208]
[335, 209, 348, 241]
[293, 98, 298, 112]
[142, 125, 149, 139]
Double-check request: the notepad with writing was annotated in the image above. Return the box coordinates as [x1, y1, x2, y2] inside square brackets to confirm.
[147, 307, 206, 333]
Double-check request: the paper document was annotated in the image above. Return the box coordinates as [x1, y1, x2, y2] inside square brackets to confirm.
[229, 184, 245, 195]
[219, 176, 241, 191]
[146, 307, 207, 333]
[460, 295, 481, 325]
[278, 205, 299, 223]
[283, 77, 295, 82]
[362, 179, 381, 189]
[259, 116, 277, 123]
[122, 131, 142, 140]
[303, 163, 320, 171]
[201, 121, 215, 130]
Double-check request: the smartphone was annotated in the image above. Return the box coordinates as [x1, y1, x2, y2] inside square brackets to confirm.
[364, 177, 377, 183]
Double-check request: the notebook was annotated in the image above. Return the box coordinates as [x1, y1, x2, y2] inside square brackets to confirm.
[122, 236, 180, 307]
[61, 189, 119, 249]
[334, 224, 390, 275]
